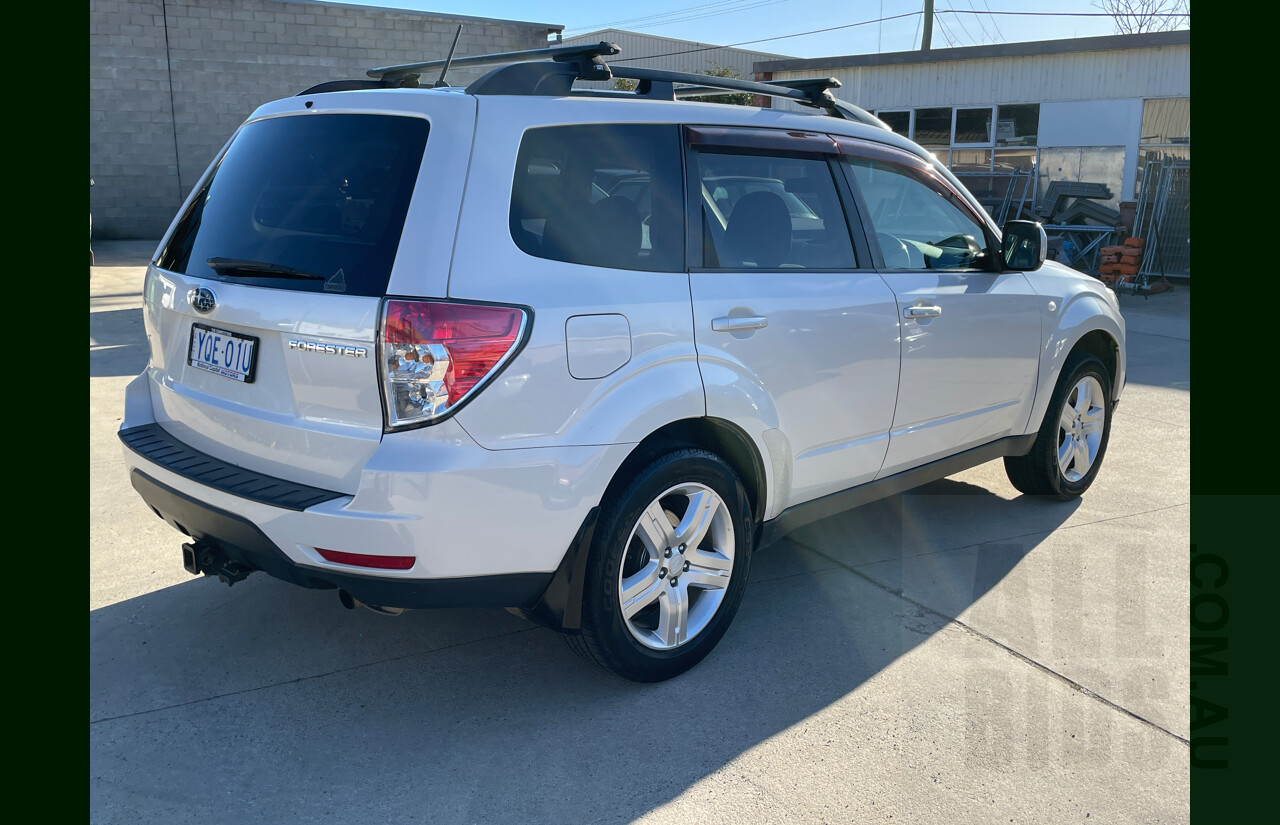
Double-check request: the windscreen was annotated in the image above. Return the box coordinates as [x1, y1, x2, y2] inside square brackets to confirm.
[157, 113, 429, 296]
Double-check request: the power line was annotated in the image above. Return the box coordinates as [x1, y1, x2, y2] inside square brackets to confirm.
[579, 7, 1190, 65]
[942, 3, 985, 45]
[939, 9, 1189, 17]
[631, 0, 797, 30]
[569, 1, 751, 34]
[934, 14, 958, 47]
[962, 0, 998, 43]
[567, 0, 792, 36]
[978, 0, 1007, 40]
[609, 10, 922, 62]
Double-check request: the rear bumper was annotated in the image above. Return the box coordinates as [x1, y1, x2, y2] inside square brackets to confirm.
[129, 469, 551, 609]
[119, 372, 632, 603]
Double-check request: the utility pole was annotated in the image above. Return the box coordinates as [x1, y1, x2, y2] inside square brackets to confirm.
[921, 0, 934, 50]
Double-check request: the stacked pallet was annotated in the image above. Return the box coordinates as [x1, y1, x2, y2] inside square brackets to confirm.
[1098, 238, 1145, 283]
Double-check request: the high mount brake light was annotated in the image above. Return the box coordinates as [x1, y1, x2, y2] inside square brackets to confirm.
[380, 300, 525, 428]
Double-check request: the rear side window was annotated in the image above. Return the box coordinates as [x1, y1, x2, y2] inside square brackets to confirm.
[158, 114, 429, 296]
[510, 125, 684, 272]
[695, 151, 856, 270]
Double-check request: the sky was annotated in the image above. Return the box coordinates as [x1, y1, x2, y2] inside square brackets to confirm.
[330, 0, 1190, 59]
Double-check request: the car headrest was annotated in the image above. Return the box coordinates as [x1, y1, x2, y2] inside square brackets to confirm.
[724, 191, 791, 268]
[581, 195, 642, 269]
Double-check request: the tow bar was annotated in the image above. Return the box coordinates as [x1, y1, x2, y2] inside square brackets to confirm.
[182, 541, 253, 586]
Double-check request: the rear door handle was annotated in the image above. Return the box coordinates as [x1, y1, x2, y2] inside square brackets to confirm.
[904, 305, 942, 319]
[712, 316, 769, 332]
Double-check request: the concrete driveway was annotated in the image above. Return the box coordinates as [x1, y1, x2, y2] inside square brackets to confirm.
[90, 241, 1189, 824]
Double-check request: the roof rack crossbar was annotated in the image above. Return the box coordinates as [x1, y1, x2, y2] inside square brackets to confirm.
[369, 41, 620, 86]
[615, 66, 807, 104]
[612, 67, 887, 129]
[355, 44, 889, 129]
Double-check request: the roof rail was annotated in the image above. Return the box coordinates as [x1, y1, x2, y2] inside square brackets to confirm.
[368, 41, 619, 87]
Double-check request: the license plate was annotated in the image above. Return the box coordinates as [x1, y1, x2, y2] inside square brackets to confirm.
[188, 323, 258, 383]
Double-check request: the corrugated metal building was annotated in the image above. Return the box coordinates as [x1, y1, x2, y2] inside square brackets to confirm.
[757, 31, 1190, 210]
[563, 28, 788, 86]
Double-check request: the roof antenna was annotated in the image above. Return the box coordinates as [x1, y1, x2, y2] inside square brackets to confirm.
[434, 25, 463, 88]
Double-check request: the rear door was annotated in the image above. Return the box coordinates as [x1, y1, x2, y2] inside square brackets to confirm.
[836, 139, 1042, 477]
[143, 94, 475, 493]
[684, 127, 901, 507]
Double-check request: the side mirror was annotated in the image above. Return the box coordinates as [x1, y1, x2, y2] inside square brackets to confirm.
[1001, 220, 1048, 271]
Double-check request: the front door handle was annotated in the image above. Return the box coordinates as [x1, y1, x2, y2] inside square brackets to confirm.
[712, 316, 769, 332]
[904, 305, 942, 319]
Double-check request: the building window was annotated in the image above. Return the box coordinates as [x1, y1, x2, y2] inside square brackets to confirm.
[873, 104, 1043, 220]
[1140, 98, 1190, 144]
[993, 148, 1037, 174]
[877, 110, 911, 136]
[953, 107, 994, 146]
[913, 108, 952, 146]
[1134, 97, 1190, 197]
[995, 104, 1039, 146]
[950, 149, 992, 173]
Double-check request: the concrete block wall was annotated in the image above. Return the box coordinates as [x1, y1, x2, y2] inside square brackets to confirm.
[91, 0, 560, 238]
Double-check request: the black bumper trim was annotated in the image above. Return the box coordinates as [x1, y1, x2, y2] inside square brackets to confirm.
[129, 469, 553, 610]
[119, 423, 345, 511]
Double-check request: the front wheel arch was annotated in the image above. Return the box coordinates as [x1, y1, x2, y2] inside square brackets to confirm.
[1070, 329, 1120, 395]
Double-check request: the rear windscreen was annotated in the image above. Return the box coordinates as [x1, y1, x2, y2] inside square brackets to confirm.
[157, 113, 429, 296]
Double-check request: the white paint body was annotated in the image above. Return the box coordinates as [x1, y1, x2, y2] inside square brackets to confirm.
[121, 88, 1126, 584]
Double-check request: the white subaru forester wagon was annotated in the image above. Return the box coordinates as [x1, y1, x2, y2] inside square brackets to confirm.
[120, 43, 1125, 682]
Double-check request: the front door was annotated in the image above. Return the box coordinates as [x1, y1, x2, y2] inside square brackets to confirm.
[839, 142, 1042, 477]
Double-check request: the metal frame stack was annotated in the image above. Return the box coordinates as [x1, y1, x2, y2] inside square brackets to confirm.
[1133, 156, 1191, 279]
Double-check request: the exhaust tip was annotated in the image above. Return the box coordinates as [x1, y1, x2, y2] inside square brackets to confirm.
[338, 589, 356, 610]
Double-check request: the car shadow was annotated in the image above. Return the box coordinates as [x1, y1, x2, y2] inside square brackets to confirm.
[90, 307, 148, 377]
[90, 480, 1078, 822]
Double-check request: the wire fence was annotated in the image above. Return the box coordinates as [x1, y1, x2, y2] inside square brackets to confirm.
[1133, 155, 1191, 278]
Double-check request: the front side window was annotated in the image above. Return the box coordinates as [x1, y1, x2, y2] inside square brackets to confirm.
[509, 124, 684, 272]
[694, 150, 856, 270]
[847, 158, 991, 271]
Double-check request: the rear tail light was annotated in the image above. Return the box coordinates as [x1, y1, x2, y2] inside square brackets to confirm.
[380, 299, 526, 429]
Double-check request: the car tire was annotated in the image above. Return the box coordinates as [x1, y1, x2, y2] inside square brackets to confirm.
[1004, 351, 1113, 499]
[566, 448, 753, 682]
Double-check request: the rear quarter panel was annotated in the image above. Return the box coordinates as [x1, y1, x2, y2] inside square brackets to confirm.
[446, 98, 707, 451]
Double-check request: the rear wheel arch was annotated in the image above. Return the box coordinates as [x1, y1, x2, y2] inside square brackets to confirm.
[525, 417, 767, 634]
[611, 418, 767, 526]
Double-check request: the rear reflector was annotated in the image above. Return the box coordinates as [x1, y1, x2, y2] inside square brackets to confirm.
[316, 548, 416, 570]
[381, 299, 526, 429]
